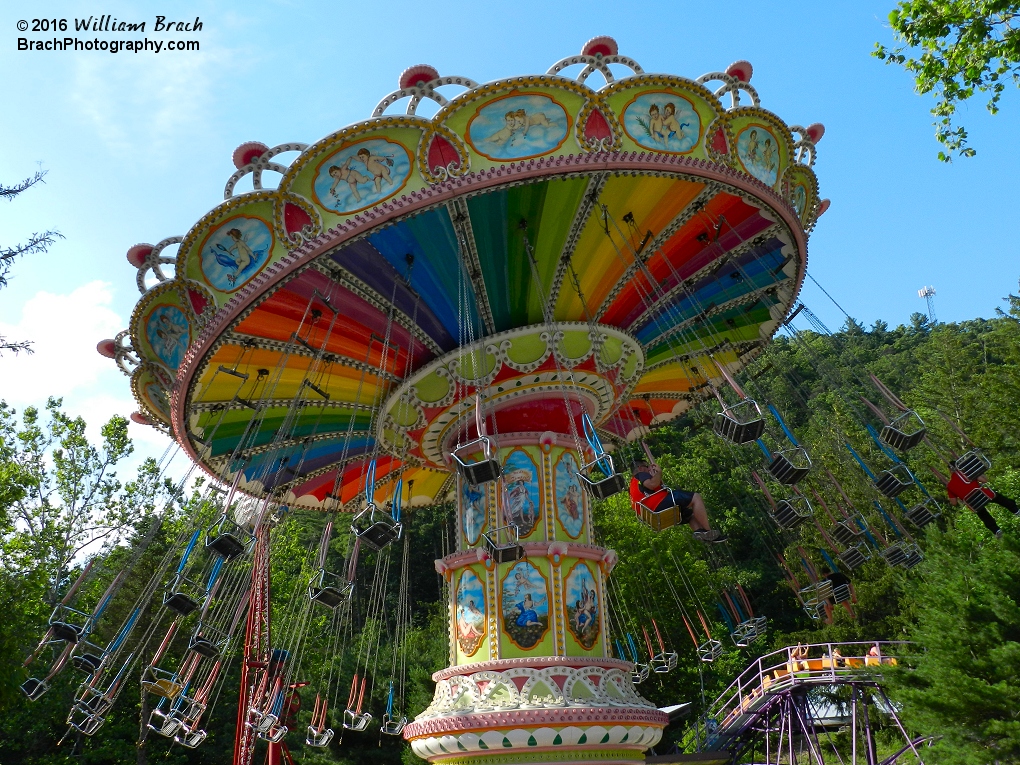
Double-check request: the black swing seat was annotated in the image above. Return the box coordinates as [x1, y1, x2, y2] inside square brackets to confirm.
[308, 568, 353, 609]
[67, 706, 104, 736]
[352, 505, 402, 551]
[766, 448, 812, 485]
[188, 635, 221, 659]
[49, 621, 85, 643]
[651, 650, 679, 673]
[451, 437, 503, 486]
[881, 543, 908, 567]
[901, 545, 923, 569]
[631, 662, 651, 683]
[713, 400, 767, 444]
[771, 497, 812, 530]
[306, 727, 335, 747]
[874, 465, 914, 498]
[163, 572, 204, 616]
[381, 714, 407, 735]
[879, 410, 927, 452]
[905, 499, 940, 528]
[343, 710, 373, 731]
[697, 639, 724, 663]
[71, 651, 105, 675]
[20, 677, 49, 701]
[956, 450, 992, 482]
[964, 487, 992, 511]
[830, 518, 864, 549]
[175, 725, 208, 749]
[838, 545, 870, 571]
[579, 454, 626, 500]
[482, 524, 524, 564]
[205, 514, 253, 560]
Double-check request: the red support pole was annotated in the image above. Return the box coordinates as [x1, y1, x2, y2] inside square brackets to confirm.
[233, 523, 272, 765]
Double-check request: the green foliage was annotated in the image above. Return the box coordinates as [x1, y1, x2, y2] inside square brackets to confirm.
[874, 1, 1020, 160]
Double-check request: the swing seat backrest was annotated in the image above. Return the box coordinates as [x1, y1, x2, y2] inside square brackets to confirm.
[838, 545, 869, 571]
[873, 466, 913, 498]
[956, 450, 992, 482]
[880, 411, 926, 452]
[881, 544, 908, 567]
[381, 714, 407, 735]
[20, 677, 49, 701]
[451, 438, 502, 485]
[352, 506, 402, 551]
[306, 726, 335, 747]
[906, 499, 940, 528]
[766, 449, 811, 485]
[772, 499, 811, 530]
[713, 400, 766, 444]
[343, 709, 373, 731]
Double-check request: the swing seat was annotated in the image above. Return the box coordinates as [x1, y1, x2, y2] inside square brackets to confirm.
[906, 498, 940, 528]
[956, 450, 992, 481]
[49, 621, 85, 644]
[381, 714, 407, 736]
[248, 709, 279, 734]
[148, 708, 184, 737]
[880, 411, 927, 451]
[799, 580, 833, 609]
[830, 519, 864, 548]
[162, 573, 204, 616]
[451, 437, 502, 486]
[175, 724, 209, 748]
[651, 651, 679, 673]
[635, 499, 682, 532]
[771, 498, 812, 530]
[899, 543, 923, 569]
[713, 400, 767, 444]
[67, 706, 104, 736]
[482, 524, 524, 564]
[308, 568, 353, 609]
[188, 635, 221, 659]
[731, 617, 767, 648]
[205, 514, 254, 560]
[697, 639, 724, 663]
[76, 684, 116, 716]
[141, 666, 183, 699]
[351, 505, 402, 551]
[881, 543, 908, 567]
[874, 465, 914, 498]
[71, 642, 105, 675]
[964, 487, 992, 511]
[306, 726, 335, 747]
[831, 583, 853, 604]
[631, 662, 651, 684]
[20, 677, 49, 701]
[838, 545, 870, 571]
[258, 724, 288, 743]
[766, 448, 812, 485]
[343, 709, 373, 731]
[579, 454, 626, 500]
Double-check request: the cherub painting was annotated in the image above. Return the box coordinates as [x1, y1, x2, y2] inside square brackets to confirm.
[624, 92, 701, 154]
[462, 479, 487, 545]
[501, 450, 540, 537]
[200, 216, 273, 293]
[555, 452, 585, 538]
[737, 125, 780, 186]
[145, 305, 191, 370]
[313, 138, 412, 214]
[456, 570, 486, 656]
[564, 561, 600, 650]
[501, 561, 549, 649]
[467, 94, 569, 161]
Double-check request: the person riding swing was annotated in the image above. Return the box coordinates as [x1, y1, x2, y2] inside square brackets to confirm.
[629, 442, 726, 543]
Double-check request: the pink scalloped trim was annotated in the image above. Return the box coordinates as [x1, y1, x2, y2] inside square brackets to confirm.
[432, 655, 630, 682]
[404, 707, 669, 738]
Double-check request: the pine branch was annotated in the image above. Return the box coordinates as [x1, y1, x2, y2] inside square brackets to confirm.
[0, 170, 47, 201]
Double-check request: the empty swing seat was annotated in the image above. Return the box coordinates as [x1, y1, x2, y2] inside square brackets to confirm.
[651, 650, 679, 673]
[697, 639, 724, 663]
[71, 643, 106, 675]
[20, 677, 49, 701]
[175, 725, 209, 749]
[799, 580, 833, 620]
[905, 499, 940, 528]
[67, 705, 105, 736]
[163, 572, 204, 616]
[631, 662, 651, 683]
[451, 437, 502, 486]
[47, 604, 91, 643]
[381, 714, 408, 736]
[838, 544, 870, 571]
[205, 514, 254, 560]
[731, 617, 767, 648]
[188, 634, 221, 659]
[148, 708, 184, 737]
[766, 448, 812, 484]
[141, 666, 184, 700]
[874, 465, 914, 498]
[306, 727, 335, 747]
[771, 497, 812, 530]
[482, 524, 525, 564]
[258, 724, 288, 743]
[343, 710, 373, 731]
[351, 505, 402, 551]
[881, 543, 908, 567]
[713, 400, 767, 444]
[956, 450, 992, 481]
[308, 568, 353, 609]
[830, 519, 864, 548]
[880, 411, 927, 452]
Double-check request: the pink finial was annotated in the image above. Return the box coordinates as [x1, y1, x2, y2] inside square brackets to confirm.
[232, 141, 270, 170]
[806, 123, 825, 143]
[399, 64, 440, 89]
[97, 339, 117, 358]
[126, 244, 153, 268]
[725, 60, 753, 83]
[130, 412, 152, 425]
[817, 199, 831, 216]
[582, 36, 618, 57]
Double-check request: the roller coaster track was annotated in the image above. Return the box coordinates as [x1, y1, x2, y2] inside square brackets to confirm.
[702, 642, 931, 765]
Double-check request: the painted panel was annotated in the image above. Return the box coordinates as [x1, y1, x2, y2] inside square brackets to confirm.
[456, 568, 486, 658]
[735, 124, 781, 187]
[312, 137, 413, 215]
[554, 451, 585, 539]
[622, 91, 702, 154]
[502, 448, 541, 539]
[563, 560, 600, 651]
[467, 92, 570, 161]
[461, 477, 488, 547]
[199, 215, 274, 293]
[500, 559, 550, 651]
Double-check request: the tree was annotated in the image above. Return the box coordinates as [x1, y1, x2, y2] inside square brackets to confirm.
[874, 1, 1020, 161]
[1, 170, 63, 354]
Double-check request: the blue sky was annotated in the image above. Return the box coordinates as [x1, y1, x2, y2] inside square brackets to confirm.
[1, 0, 1017, 464]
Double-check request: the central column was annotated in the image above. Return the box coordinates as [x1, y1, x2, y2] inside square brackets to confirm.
[403, 437, 667, 764]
